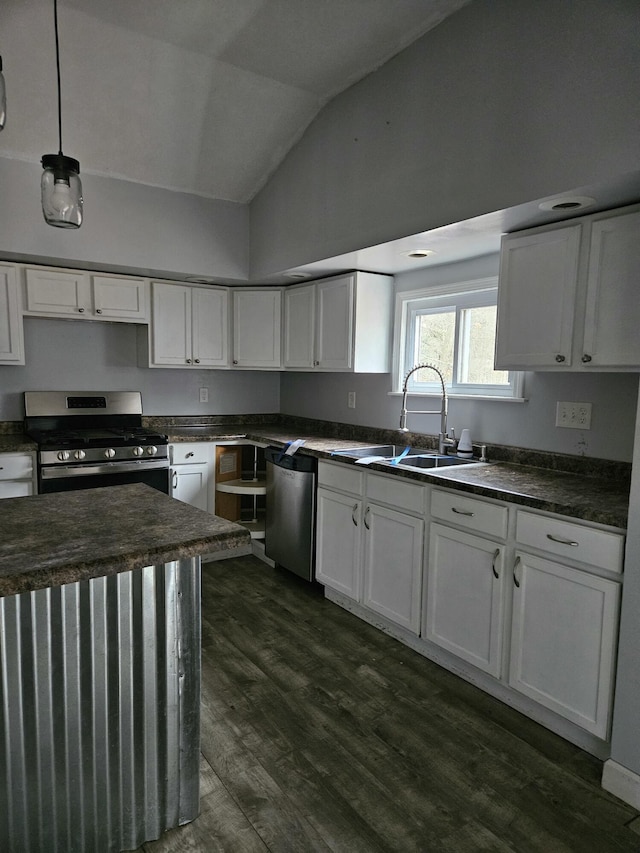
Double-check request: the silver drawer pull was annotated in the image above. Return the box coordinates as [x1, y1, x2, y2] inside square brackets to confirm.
[352, 504, 358, 526]
[452, 507, 474, 517]
[186, 452, 194, 458]
[547, 533, 579, 547]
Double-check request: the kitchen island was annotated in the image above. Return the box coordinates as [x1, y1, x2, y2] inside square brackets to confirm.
[0, 484, 251, 853]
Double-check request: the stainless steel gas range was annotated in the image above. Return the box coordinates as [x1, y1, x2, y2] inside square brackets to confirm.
[24, 391, 169, 494]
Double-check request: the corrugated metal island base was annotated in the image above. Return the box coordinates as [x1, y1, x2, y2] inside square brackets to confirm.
[0, 484, 251, 853]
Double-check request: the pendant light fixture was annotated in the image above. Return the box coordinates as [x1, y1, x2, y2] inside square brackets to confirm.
[41, 0, 83, 228]
[0, 55, 6, 131]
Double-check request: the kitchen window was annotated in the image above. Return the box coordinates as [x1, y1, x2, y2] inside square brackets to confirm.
[394, 277, 523, 399]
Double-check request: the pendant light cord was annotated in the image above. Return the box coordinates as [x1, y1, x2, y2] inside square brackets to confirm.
[53, 0, 63, 155]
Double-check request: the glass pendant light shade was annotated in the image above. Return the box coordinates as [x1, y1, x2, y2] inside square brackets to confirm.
[0, 55, 6, 131]
[41, 153, 83, 228]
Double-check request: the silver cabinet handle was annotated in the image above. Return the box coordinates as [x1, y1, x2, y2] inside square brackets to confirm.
[186, 358, 192, 364]
[555, 354, 565, 362]
[172, 471, 178, 490]
[582, 354, 592, 363]
[513, 555, 521, 588]
[96, 308, 103, 314]
[364, 506, 371, 530]
[452, 507, 474, 517]
[194, 358, 200, 363]
[547, 533, 579, 547]
[186, 452, 194, 458]
[351, 504, 358, 526]
[492, 548, 500, 579]
[233, 359, 238, 365]
[78, 307, 85, 313]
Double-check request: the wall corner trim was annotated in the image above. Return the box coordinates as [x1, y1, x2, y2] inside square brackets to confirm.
[602, 759, 640, 809]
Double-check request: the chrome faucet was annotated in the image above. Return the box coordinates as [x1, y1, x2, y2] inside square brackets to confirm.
[399, 363, 457, 455]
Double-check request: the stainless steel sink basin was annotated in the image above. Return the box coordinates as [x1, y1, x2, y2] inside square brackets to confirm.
[395, 455, 477, 469]
[330, 444, 432, 459]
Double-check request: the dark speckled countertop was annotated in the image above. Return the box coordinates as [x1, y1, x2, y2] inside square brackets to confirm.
[162, 423, 630, 529]
[0, 483, 251, 598]
[0, 433, 37, 453]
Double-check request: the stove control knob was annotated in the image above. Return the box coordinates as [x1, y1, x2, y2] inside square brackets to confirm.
[133, 446, 145, 457]
[146, 446, 158, 456]
[104, 448, 116, 459]
[57, 450, 71, 461]
[74, 450, 86, 461]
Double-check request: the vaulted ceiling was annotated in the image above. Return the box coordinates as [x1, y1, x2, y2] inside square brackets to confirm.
[0, 0, 470, 204]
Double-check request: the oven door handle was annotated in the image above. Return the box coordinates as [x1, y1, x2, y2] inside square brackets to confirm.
[41, 460, 170, 479]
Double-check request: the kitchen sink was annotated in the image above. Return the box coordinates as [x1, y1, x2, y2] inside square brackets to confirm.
[330, 444, 432, 459]
[394, 455, 478, 469]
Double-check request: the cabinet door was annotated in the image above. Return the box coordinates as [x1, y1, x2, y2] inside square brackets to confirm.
[283, 284, 316, 368]
[92, 275, 148, 321]
[0, 265, 24, 365]
[495, 225, 581, 368]
[315, 276, 354, 370]
[509, 551, 619, 738]
[151, 283, 193, 366]
[315, 487, 362, 599]
[582, 209, 640, 367]
[362, 502, 423, 634]
[233, 289, 282, 368]
[192, 286, 229, 367]
[171, 464, 209, 512]
[425, 524, 504, 676]
[24, 267, 91, 317]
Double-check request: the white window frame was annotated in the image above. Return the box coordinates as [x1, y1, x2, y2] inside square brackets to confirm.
[392, 277, 524, 400]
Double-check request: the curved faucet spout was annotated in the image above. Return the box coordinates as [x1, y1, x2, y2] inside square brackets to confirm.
[399, 363, 455, 454]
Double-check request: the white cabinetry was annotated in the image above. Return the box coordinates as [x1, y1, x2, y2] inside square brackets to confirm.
[509, 510, 623, 738]
[425, 489, 508, 677]
[150, 282, 229, 368]
[283, 272, 393, 372]
[23, 266, 149, 322]
[495, 204, 640, 370]
[316, 462, 424, 634]
[232, 289, 281, 368]
[170, 443, 214, 512]
[0, 452, 36, 498]
[0, 265, 24, 365]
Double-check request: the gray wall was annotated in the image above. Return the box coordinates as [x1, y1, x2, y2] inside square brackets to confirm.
[0, 159, 249, 283]
[0, 318, 279, 420]
[250, 0, 640, 277]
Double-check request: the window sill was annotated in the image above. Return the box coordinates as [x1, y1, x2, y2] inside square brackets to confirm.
[387, 391, 528, 403]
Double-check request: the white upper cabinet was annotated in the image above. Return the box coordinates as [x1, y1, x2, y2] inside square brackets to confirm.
[283, 272, 393, 372]
[23, 266, 149, 323]
[232, 288, 282, 369]
[0, 264, 25, 365]
[150, 282, 229, 368]
[495, 203, 640, 370]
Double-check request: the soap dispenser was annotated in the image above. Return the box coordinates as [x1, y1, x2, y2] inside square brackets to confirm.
[457, 429, 473, 458]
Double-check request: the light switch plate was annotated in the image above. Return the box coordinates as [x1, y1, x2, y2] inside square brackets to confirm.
[199, 387, 209, 403]
[556, 401, 592, 429]
[348, 391, 356, 409]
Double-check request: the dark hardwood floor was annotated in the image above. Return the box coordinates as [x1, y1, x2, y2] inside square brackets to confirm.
[140, 555, 640, 852]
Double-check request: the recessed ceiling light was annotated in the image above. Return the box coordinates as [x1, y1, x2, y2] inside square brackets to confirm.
[406, 249, 436, 259]
[285, 273, 308, 279]
[185, 276, 217, 284]
[539, 196, 596, 212]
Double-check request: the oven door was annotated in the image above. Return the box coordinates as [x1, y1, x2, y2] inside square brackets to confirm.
[39, 459, 170, 494]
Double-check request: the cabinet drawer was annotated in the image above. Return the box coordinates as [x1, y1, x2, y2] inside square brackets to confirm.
[318, 461, 364, 495]
[516, 510, 624, 573]
[431, 488, 508, 539]
[170, 443, 211, 465]
[366, 472, 424, 515]
[0, 453, 34, 481]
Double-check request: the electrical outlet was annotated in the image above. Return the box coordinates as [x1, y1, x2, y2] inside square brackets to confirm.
[199, 387, 209, 403]
[348, 391, 356, 409]
[556, 401, 592, 429]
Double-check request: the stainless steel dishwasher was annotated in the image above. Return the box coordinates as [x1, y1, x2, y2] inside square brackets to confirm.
[265, 446, 316, 581]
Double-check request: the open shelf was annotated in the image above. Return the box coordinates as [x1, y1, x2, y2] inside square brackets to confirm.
[237, 518, 266, 540]
[215, 478, 266, 496]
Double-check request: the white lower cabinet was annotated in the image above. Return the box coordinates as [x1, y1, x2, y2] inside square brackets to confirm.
[508, 510, 623, 739]
[316, 463, 424, 634]
[426, 524, 505, 677]
[0, 452, 36, 498]
[170, 443, 214, 512]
